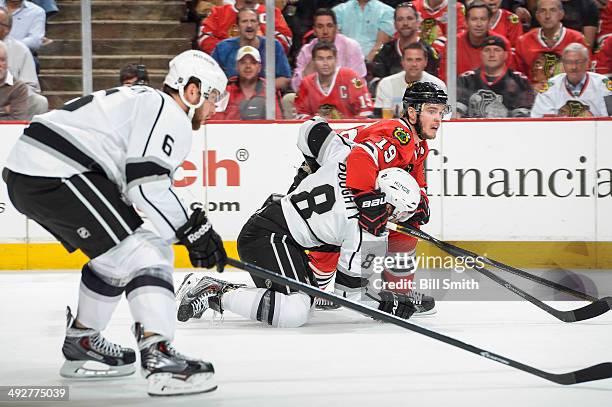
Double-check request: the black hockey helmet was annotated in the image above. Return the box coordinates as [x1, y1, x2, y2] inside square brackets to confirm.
[402, 81, 450, 114]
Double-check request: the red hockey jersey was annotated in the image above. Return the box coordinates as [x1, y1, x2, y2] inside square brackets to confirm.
[197, 4, 292, 54]
[337, 119, 428, 192]
[295, 68, 373, 120]
[515, 27, 586, 91]
[490, 9, 523, 49]
[413, 0, 467, 45]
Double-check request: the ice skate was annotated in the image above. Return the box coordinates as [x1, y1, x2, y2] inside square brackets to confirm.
[408, 290, 436, 315]
[134, 323, 216, 396]
[177, 275, 245, 322]
[60, 306, 136, 379]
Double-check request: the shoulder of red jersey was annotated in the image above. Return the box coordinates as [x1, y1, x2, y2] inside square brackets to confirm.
[504, 10, 520, 24]
[356, 119, 415, 147]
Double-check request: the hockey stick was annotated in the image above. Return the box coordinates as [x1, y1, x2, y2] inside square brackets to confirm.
[392, 223, 601, 302]
[388, 223, 612, 323]
[226, 257, 612, 385]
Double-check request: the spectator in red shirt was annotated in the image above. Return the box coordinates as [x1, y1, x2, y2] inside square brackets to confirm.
[516, 0, 586, 91]
[439, 1, 513, 81]
[484, 0, 524, 48]
[213, 46, 282, 120]
[412, 0, 467, 46]
[295, 41, 374, 119]
[197, 0, 293, 54]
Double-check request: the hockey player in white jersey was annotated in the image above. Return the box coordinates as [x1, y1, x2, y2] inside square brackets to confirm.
[176, 120, 423, 327]
[2, 50, 228, 396]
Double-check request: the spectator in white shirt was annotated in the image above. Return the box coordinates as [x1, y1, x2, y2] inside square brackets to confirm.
[531, 42, 612, 117]
[0, 6, 46, 117]
[0, 0, 45, 52]
[374, 42, 446, 118]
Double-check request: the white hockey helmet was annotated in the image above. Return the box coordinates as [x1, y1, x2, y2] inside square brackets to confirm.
[376, 168, 421, 223]
[164, 50, 228, 118]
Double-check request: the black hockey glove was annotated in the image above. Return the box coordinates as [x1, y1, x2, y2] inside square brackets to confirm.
[378, 290, 416, 319]
[176, 209, 227, 272]
[354, 191, 388, 236]
[406, 191, 430, 226]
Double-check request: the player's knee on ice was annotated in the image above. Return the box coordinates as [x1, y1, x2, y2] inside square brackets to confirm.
[224, 288, 312, 328]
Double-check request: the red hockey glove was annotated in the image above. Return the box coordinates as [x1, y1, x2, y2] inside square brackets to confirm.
[354, 191, 388, 236]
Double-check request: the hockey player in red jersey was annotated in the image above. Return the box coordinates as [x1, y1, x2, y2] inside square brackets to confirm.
[295, 41, 373, 120]
[197, 0, 292, 54]
[309, 82, 449, 314]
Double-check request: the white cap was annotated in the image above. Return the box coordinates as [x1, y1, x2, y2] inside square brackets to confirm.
[236, 46, 261, 63]
[164, 50, 228, 118]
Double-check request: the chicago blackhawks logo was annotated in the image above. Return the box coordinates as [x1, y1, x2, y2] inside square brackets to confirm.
[605, 78, 612, 92]
[393, 127, 411, 145]
[532, 53, 563, 91]
[352, 78, 364, 89]
[557, 101, 593, 117]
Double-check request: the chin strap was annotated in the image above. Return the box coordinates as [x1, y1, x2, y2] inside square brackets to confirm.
[178, 85, 206, 120]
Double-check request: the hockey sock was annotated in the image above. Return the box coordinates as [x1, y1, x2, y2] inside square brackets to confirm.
[76, 263, 125, 331]
[223, 288, 311, 328]
[125, 266, 176, 340]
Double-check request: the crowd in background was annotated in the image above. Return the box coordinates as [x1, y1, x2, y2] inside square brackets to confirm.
[1, 0, 611, 121]
[189, 0, 612, 119]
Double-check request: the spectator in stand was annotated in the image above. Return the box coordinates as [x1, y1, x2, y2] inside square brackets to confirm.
[516, 0, 585, 91]
[531, 42, 612, 116]
[295, 41, 373, 119]
[594, 36, 612, 75]
[214, 46, 282, 120]
[0, 0, 44, 52]
[332, 0, 395, 62]
[118, 63, 150, 86]
[457, 35, 534, 117]
[197, 0, 293, 54]
[212, 8, 291, 90]
[439, 1, 513, 82]
[374, 42, 446, 118]
[0, 7, 46, 118]
[291, 8, 365, 92]
[484, 0, 524, 48]
[528, 0, 599, 49]
[412, 0, 467, 46]
[371, 3, 441, 80]
[0, 40, 28, 120]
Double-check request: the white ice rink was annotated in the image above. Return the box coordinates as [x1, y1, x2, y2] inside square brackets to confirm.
[1, 269, 611, 407]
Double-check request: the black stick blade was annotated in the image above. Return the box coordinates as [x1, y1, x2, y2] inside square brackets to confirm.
[553, 362, 612, 385]
[569, 298, 612, 322]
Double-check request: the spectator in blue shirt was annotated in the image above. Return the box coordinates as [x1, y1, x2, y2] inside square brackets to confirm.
[0, 0, 45, 52]
[212, 8, 291, 90]
[332, 0, 395, 62]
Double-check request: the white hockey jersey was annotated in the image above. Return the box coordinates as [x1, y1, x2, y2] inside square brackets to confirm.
[530, 72, 612, 117]
[5, 86, 193, 241]
[280, 132, 387, 279]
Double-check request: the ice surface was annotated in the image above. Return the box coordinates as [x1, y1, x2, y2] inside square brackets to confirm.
[1, 269, 611, 407]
